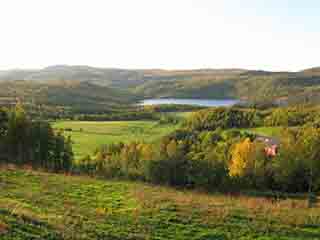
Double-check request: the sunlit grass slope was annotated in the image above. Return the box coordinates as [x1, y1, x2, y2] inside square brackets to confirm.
[0, 168, 320, 240]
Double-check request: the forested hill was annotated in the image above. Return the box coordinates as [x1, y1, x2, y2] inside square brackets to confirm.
[0, 80, 136, 113]
[1, 65, 320, 105]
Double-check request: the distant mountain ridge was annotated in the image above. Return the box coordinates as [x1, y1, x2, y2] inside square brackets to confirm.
[1, 64, 319, 83]
[1, 65, 320, 105]
[0, 65, 248, 86]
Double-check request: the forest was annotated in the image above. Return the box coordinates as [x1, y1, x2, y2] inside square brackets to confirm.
[0, 105, 73, 172]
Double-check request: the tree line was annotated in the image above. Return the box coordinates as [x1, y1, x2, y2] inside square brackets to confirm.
[185, 106, 320, 131]
[0, 105, 73, 172]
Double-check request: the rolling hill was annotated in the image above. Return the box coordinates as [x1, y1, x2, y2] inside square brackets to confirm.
[1, 65, 320, 108]
[0, 65, 246, 89]
[0, 80, 136, 113]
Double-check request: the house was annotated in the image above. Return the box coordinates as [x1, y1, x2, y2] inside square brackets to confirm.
[255, 136, 279, 157]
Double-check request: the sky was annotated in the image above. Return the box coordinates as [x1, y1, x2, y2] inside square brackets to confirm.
[0, 0, 319, 71]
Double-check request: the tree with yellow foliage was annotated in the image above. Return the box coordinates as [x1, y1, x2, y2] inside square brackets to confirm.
[139, 143, 154, 161]
[229, 138, 265, 178]
[229, 138, 252, 177]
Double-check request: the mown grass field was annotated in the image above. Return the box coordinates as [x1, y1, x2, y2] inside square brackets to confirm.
[241, 127, 284, 137]
[171, 111, 194, 118]
[53, 121, 178, 159]
[0, 168, 319, 240]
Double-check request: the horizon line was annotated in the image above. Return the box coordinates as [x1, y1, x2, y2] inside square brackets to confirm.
[0, 64, 318, 73]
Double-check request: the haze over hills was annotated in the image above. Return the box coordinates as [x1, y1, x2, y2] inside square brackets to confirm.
[0, 65, 247, 87]
[1, 65, 320, 109]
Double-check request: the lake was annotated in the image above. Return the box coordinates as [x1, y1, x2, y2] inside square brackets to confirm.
[139, 98, 239, 107]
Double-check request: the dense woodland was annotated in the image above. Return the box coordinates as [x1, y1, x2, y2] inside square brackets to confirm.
[0, 105, 73, 172]
[71, 105, 203, 122]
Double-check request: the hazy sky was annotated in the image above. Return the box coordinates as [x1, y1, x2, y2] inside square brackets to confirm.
[0, 0, 319, 71]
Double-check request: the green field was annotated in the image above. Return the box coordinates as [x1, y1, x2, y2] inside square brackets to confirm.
[0, 168, 319, 240]
[171, 111, 194, 118]
[53, 121, 178, 159]
[241, 127, 284, 137]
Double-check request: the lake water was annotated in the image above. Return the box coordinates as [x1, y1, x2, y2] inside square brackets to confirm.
[139, 98, 239, 107]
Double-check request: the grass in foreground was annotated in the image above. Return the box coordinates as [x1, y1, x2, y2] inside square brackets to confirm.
[53, 121, 178, 159]
[0, 167, 320, 240]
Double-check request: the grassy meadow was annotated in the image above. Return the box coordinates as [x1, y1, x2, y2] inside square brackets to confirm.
[0, 167, 319, 240]
[53, 121, 178, 159]
[241, 127, 284, 137]
[171, 111, 194, 118]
